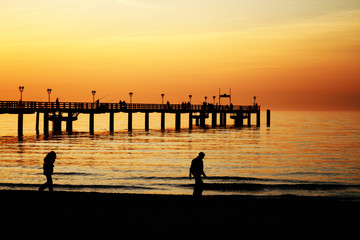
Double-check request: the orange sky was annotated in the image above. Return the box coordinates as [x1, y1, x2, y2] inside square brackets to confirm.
[0, 0, 359, 110]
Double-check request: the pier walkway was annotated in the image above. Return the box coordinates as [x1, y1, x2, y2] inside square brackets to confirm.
[0, 101, 270, 137]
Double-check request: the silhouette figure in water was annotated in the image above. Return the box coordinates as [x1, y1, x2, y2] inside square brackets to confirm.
[38, 151, 57, 192]
[189, 152, 206, 197]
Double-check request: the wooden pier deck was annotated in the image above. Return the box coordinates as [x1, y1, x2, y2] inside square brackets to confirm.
[0, 101, 270, 137]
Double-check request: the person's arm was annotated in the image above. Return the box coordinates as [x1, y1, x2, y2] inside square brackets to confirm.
[201, 161, 206, 177]
[189, 168, 192, 180]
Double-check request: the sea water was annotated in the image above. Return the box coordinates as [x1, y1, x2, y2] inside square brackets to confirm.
[0, 111, 359, 197]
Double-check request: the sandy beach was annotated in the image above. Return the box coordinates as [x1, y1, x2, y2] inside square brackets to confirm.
[1, 190, 359, 239]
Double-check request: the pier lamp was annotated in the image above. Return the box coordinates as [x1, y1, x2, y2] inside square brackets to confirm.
[161, 93, 165, 104]
[189, 95, 192, 104]
[253, 96, 256, 105]
[204, 96, 207, 103]
[92, 90, 96, 103]
[129, 92, 133, 104]
[19, 86, 24, 101]
[213, 96, 216, 104]
[47, 88, 52, 103]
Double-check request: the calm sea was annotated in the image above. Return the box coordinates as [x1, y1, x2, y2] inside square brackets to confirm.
[0, 111, 359, 197]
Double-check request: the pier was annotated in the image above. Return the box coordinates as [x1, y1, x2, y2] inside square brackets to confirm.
[0, 101, 270, 137]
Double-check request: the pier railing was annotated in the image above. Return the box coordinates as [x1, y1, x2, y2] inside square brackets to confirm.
[0, 101, 259, 112]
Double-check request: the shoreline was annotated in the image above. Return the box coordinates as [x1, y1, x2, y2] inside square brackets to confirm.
[1, 190, 359, 239]
[1, 180, 360, 198]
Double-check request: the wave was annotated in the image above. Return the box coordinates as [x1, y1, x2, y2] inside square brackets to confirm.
[29, 174, 343, 187]
[133, 176, 336, 185]
[54, 172, 92, 176]
[135, 176, 274, 181]
[179, 183, 360, 192]
[34, 172, 93, 176]
[0, 183, 156, 190]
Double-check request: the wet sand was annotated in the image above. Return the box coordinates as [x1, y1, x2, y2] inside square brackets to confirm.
[1, 190, 359, 239]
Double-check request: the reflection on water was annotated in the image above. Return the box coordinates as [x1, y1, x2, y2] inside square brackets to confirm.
[0, 111, 359, 197]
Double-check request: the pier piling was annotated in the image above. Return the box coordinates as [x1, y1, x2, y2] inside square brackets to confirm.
[212, 112, 217, 128]
[89, 113, 94, 135]
[18, 112, 23, 137]
[36, 112, 40, 135]
[52, 114, 62, 133]
[145, 112, 149, 132]
[175, 112, 181, 130]
[256, 110, 260, 127]
[200, 112, 206, 128]
[128, 111, 132, 132]
[220, 113, 226, 127]
[109, 112, 114, 133]
[161, 112, 165, 131]
[234, 111, 243, 127]
[43, 112, 49, 135]
[189, 112, 193, 129]
[66, 112, 73, 133]
[267, 109, 271, 127]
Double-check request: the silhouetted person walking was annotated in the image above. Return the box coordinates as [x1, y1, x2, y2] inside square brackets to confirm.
[38, 151, 57, 192]
[189, 152, 206, 197]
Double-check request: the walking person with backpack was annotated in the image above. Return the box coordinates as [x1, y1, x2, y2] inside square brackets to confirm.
[189, 152, 207, 197]
[38, 151, 57, 192]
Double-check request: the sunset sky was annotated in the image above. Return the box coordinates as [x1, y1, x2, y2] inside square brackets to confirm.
[0, 0, 359, 110]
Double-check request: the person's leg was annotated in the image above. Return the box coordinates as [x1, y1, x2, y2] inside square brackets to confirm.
[38, 175, 49, 191]
[38, 182, 47, 191]
[46, 175, 53, 192]
[193, 176, 203, 197]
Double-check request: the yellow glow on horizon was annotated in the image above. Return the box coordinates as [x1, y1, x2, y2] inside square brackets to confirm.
[0, 1, 359, 110]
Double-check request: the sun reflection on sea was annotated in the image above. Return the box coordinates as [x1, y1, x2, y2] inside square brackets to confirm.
[0, 111, 359, 197]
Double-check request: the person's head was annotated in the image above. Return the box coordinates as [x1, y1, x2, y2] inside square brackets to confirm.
[45, 151, 56, 161]
[198, 152, 205, 159]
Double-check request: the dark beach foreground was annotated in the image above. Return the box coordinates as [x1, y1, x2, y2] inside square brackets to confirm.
[1, 190, 359, 239]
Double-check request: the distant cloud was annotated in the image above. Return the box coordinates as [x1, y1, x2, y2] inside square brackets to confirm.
[220, 66, 282, 71]
[116, 0, 169, 9]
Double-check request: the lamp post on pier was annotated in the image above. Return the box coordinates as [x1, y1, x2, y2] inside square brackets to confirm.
[17, 86, 25, 136]
[92, 90, 96, 103]
[213, 96, 216, 105]
[47, 88, 52, 103]
[189, 95, 192, 104]
[204, 96, 207, 103]
[161, 93, 165, 105]
[129, 92, 133, 104]
[19, 86, 24, 101]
